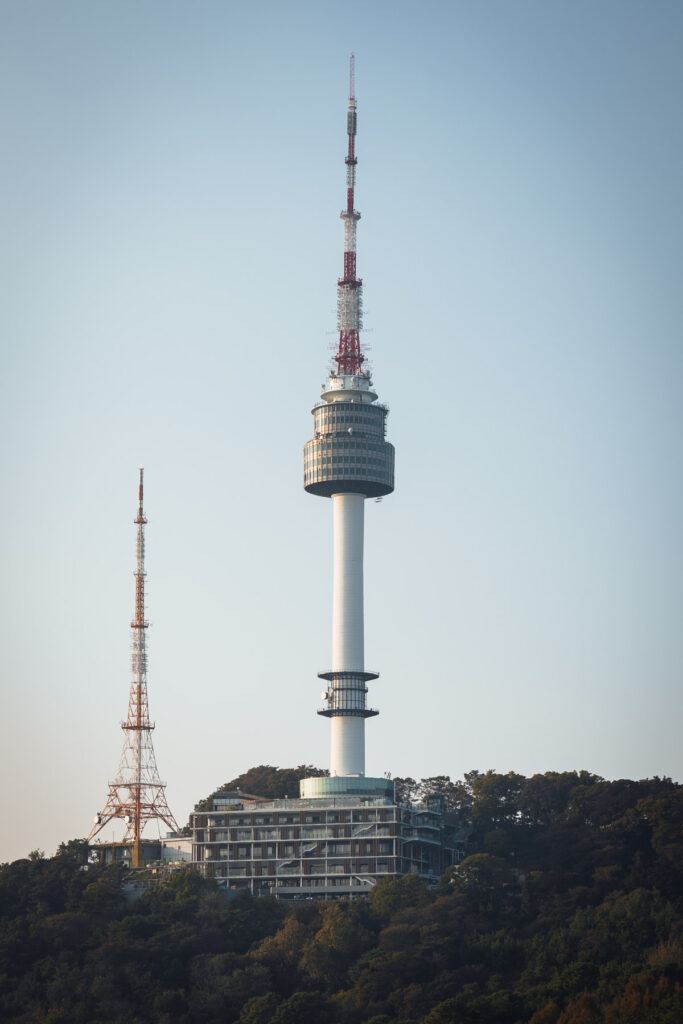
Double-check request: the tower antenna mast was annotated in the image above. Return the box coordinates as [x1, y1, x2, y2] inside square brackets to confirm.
[88, 469, 178, 867]
[336, 52, 364, 377]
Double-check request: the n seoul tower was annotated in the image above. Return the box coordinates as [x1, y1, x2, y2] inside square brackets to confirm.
[304, 55, 394, 781]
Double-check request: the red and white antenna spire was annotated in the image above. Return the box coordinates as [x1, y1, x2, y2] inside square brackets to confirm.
[336, 52, 365, 377]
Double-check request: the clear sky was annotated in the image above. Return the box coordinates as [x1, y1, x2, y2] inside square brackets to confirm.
[1, 0, 681, 863]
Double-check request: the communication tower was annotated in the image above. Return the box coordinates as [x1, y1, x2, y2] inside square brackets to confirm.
[88, 469, 178, 866]
[303, 54, 395, 785]
[190, 60, 458, 897]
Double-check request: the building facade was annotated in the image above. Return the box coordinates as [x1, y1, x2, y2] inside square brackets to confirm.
[90, 834, 192, 867]
[191, 788, 460, 898]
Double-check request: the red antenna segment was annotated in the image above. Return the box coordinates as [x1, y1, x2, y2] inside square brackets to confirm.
[336, 53, 364, 377]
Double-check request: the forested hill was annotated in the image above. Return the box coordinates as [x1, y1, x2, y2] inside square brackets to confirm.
[193, 765, 328, 810]
[2, 771, 683, 1023]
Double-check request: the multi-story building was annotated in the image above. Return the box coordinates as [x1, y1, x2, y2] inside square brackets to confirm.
[191, 786, 461, 898]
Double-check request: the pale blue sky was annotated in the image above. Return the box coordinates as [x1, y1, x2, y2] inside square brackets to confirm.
[1, 0, 681, 862]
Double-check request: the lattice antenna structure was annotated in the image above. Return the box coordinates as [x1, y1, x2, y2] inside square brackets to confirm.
[336, 52, 366, 377]
[88, 469, 178, 866]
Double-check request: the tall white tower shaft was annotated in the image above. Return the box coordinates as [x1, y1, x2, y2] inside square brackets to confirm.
[330, 492, 366, 775]
[303, 58, 394, 783]
[332, 492, 364, 673]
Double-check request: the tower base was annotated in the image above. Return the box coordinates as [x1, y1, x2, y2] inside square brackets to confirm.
[299, 775, 394, 800]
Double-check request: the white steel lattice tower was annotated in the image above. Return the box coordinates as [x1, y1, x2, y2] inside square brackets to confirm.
[88, 469, 178, 866]
[304, 56, 394, 780]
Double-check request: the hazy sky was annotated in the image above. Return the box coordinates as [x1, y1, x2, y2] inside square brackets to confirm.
[1, 0, 681, 863]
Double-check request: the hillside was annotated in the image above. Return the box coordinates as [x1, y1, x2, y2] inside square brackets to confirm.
[1, 771, 682, 1023]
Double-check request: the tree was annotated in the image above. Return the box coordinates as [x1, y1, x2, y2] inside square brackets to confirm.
[193, 764, 328, 811]
[237, 992, 280, 1024]
[415, 775, 475, 817]
[270, 990, 332, 1024]
[529, 1000, 561, 1024]
[448, 854, 514, 914]
[422, 998, 462, 1023]
[250, 913, 309, 984]
[394, 777, 420, 805]
[470, 770, 525, 829]
[369, 874, 432, 921]
[299, 903, 373, 987]
[56, 838, 89, 865]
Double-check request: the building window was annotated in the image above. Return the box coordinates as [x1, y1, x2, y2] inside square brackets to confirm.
[301, 827, 332, 840]
[328, 842, 350, 856]
[255, 828, 277, 840]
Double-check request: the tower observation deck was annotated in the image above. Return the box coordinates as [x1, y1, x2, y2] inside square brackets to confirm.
[303, 56, 394, 792]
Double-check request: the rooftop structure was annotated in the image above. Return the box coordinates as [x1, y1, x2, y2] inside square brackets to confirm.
[89, 835, 192, 868]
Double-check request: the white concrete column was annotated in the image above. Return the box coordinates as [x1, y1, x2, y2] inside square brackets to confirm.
[331, 716, 365, 778]
[332, 492, 365, 672]
[330, 491, 366, 778]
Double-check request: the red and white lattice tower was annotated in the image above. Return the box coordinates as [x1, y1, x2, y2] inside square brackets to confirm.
[302, 57, 395, 792]
[88, 469, 178, 866]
